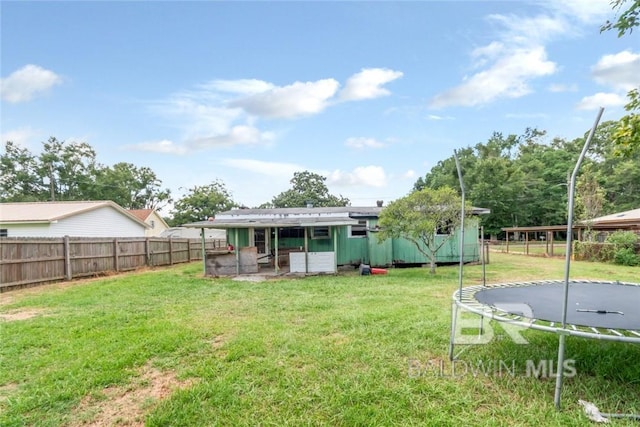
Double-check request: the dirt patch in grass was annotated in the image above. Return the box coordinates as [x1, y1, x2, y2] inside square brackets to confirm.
[71, 362, 194, 427]
[210, 334, 225, 349]
[0, 308, 46, 321]
[0, 383, 19, 402]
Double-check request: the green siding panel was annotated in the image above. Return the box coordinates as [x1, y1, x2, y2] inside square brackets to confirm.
[224, 217, 480, 268]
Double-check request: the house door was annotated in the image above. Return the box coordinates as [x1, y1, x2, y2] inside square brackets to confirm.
[253, 228, 270, 264]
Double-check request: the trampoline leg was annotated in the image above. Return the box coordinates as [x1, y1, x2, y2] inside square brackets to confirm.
[554, 333, 568, 409]
[448, 303, 459, 361]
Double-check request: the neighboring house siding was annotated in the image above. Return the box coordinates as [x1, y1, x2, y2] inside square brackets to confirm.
[4, 206, 146, 237]
[145, 212, 169, 237]
[3, 223, 52, 237]
[49, 207, 146, 237]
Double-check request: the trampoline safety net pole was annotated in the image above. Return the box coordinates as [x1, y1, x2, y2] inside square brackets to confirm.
[554, 106, 604, 409]
[448, 150, 466, 360]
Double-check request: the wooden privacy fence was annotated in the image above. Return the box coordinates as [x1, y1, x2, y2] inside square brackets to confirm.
[0, 237, 226, 291]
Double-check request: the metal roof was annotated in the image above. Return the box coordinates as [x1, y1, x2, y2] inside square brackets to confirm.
[589, 208, 640, 224]
[183, 205, 490, 229]
[220, 206, 383, 216]
[0, 201, 149, 228]
[183, 216, 359, 229]
[502, 207, 640, 233]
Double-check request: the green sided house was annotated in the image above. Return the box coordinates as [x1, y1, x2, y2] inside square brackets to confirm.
[184, 206, 489, 276]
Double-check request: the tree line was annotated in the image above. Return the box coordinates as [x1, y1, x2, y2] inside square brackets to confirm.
[1, 137, 171, 210]
[2, 119, 638, 232]
[413, 122, 640, 237]
[0, 138, 349, 226]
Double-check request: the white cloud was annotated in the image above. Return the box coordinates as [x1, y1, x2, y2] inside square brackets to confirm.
[403, 169, 416, 179]
[542, 0, 612, 24]
[486, 13, 567, 46]
[128, 126, 275, 153]
[231, 79, 340, 119]
[591, 50, 640, 92]
[200, 79, 275, 95]
[219, 158, 303, 177]
[126, 139, 188, 155]
[189, 126, 275, 149]
[576, 92, 627, 110]
[138, 69, 402, 154]
[152, 96, 243, 139]
[428, 2, 613, 110]
[0, 127, 38, 147]
[339, 68, 403, 101]
[547, 83, 578, 92]
[345, 137, 385, 149]
[327, 165, 387, 188]
[427, 114, 454, 121]
[430, 46, 556, 108]
[1, 64, 62, 103]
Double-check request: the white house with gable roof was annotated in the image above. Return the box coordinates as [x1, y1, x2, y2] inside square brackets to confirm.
[0, 201, 149, 238]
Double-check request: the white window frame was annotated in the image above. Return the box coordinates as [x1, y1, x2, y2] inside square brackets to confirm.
[311, 226, 330, 239]
[349, 220, 368, 238]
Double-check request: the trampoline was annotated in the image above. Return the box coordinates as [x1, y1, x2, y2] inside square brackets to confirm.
[453, 279, 640, 343]
[447, 108, 640, 410]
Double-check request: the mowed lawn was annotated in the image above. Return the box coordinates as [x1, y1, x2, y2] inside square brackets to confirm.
[1, 253, 639, 426]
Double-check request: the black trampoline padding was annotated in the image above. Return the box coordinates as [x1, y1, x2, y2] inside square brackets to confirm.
[474, 281, 640, 330]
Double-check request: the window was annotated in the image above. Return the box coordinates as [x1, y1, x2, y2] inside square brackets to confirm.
[278, 227, 305, 238]
[0, 229, 7, 237]
[436, 220, 454, 235]
[311, 226, 330, 239]
[349, 220, 368, 238]
[150, 220, 155, 229]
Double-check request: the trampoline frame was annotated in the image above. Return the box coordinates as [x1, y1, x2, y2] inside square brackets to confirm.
[447, 108, 639, 410]
[452, 279, 640, 344]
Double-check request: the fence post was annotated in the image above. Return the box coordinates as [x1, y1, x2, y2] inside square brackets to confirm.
[64, 235, 72, 280]
[169, 236, 173, 265]
[114, 238, 120, 272]
[187, 239, 192, 262]
[145, 238, 150, 266]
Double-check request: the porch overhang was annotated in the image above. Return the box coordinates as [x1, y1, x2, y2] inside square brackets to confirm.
[183, 217, 359, 229]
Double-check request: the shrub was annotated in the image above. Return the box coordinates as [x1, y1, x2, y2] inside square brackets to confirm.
[605, 231, 639, 266]
[573, 241, 614, 262]
[605, 230, 639, 249]
[613, 247, 640, 266]
[576, 231, 640, 265]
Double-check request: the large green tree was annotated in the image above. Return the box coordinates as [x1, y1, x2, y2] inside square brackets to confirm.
[0, 141, 43, 201]
[38, 137, 98, 201]
[1, 138, 173, 210]
[601, 0, 640, 156]
[377, 186, 469, 274]
[266, 171, 350, 208]
[170, 181, 236, 226]
[90, 162, 172, 210]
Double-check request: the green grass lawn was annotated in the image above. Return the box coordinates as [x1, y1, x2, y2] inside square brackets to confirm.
[1, 253, 639, 426]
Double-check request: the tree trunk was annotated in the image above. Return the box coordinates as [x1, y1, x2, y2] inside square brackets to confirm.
[429, 255, 436, 274]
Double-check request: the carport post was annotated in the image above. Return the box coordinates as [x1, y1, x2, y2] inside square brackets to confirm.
[200, 228, 206, 275]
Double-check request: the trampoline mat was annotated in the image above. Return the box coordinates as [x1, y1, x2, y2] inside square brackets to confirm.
[474, 282, 640, 330]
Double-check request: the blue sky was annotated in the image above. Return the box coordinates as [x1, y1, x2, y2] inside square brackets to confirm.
[2, 1, 638, 211]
